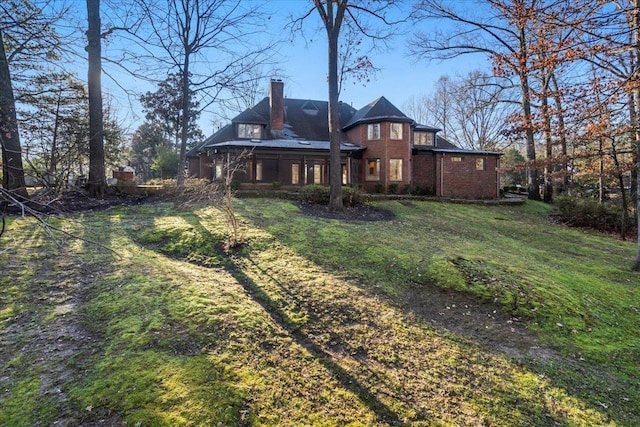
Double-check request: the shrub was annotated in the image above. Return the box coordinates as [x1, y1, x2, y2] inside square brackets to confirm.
[551, 195, 635, 235]
[374, 183, 384, 194]
[401, 184, 413, 195]
[411, 184, 434, 196]
[342, 186, 369, 207]
[299, 185, 330, 205]
[388, 183, 399, 194]
[299, 185, 368, 207]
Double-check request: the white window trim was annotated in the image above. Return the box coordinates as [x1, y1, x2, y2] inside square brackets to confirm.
[390, 123, 403, 140]
[389, 159, 403, 182]
[367, 123, 381, 140]
[238, 123, 261, 139]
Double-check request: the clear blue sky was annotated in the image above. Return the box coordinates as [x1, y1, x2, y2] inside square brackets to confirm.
[92, 0, 489, 135]
[252, 0, 489, 118]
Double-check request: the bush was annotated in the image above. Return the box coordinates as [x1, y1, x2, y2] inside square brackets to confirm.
[551, 195, 635, 235]
[411, 184, 434, 196]
[299, 185, 368, 207]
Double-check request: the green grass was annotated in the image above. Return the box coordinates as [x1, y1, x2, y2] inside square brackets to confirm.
[0, 199, 638, 426]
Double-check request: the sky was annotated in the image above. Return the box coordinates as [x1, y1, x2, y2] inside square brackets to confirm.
[90, 0, 490, 137]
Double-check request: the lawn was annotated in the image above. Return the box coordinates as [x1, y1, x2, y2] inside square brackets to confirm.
[0, 198, 638, 426]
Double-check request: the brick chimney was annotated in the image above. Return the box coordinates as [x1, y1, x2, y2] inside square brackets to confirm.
[270, 79, 284, 130]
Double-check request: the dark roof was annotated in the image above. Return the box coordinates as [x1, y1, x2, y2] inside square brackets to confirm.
[343, 96, 413, 130]
[186, 124, 235, 157]
[203, 139, 365, 153]
[413, 135, 500, 155]
[277, 98, 357, 141]
[436, 135, 458, 149]
[220, 97, 358, 142]
[232, 99, 270, 125]
[415, 124, 441, 132]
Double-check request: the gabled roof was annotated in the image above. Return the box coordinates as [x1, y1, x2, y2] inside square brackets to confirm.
[232, 99, 269, 125]
[223, 97, 358, 141]
[343, 96, 413, 130]
[276, 98, 357, 141]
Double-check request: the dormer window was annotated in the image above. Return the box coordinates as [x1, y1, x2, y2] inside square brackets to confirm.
[390, 123, 403, 140]
[238, 124, 261, 139]
[414, 131, 434, 146]
[367, 123, 381, 140]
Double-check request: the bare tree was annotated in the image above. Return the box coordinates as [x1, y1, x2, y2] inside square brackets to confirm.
[86, 0, 107, 196]
[411, 0, 544, 200]
[555, 0, 640, 269]
[428, 75, 454, 139]
[0, 30, 27, 198]
[404, 71, 515, 150]
[0, 0, 68, 198]
[451, 71, 515, 151]
[136, 0, 276, 189]
[294, 0, 405, 210]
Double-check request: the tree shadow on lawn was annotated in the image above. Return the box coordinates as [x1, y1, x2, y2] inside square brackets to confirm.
[220, 255, 410, 426]
[148, 208, 631, 425]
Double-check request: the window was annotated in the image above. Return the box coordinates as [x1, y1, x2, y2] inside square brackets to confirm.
[366, 159, 380, 181]
[390, 123, 403, 140]
[256, 160, 263, 180]
[415, 132, 434, 145]
[389, 159, 403, 181]
[238, 123, 261, 139]
[313, 164, 323, 184]
[214, 162, 223, 180]
[476, 158, 485, 170]
[291, 163, 299, 185]
[451, 156, 462, 162]
[367, 123, 381, 140]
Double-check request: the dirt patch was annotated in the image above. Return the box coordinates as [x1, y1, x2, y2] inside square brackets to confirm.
[295, 202, 396, 222]
[0, 261, 124, 426]
[402, 282, 556, 362]
[4, 189, 153, 216]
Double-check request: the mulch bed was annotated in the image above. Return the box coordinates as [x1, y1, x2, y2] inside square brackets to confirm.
[295, 202, 395, 222]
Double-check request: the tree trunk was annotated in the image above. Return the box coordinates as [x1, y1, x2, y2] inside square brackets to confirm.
[595, 138, 605, 204]
[633, 0, 640, 271]
[177, 61, 189, 189]
[0, 30, 28, 198]
[541, 76, 553, 203]
[327, 24, 343, 210]
[550, 73, 568, 194]
[86, 0, 107, 197]
[610, 139, 628, 239]
[522, 76, 540, 201]
[519, 26, 540, 201]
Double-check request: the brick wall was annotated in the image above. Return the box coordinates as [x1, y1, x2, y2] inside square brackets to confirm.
[412, 155, 436, 191]
[346, 122, 410, 192]
[436, 153, 499, 199]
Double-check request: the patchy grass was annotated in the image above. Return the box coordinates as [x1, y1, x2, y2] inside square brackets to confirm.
[0, 199, 638, 426]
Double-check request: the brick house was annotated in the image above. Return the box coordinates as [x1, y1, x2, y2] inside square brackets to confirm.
[187, 80, 501, 199]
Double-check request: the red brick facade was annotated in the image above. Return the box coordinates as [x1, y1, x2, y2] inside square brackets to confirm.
[346, 122, 500, 199]
[433, 153, 500, 199]
[188, 83, 502, 199]
[347, 122, 412, 193]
